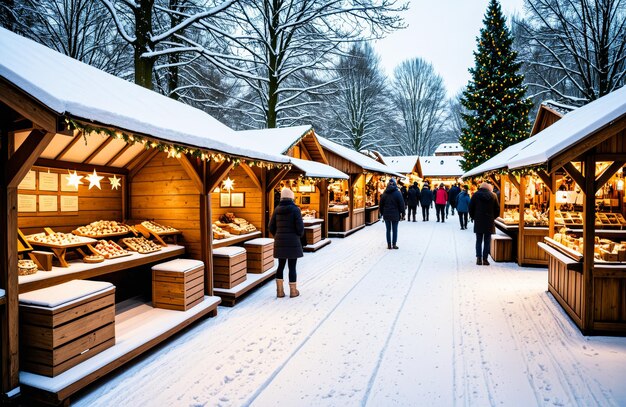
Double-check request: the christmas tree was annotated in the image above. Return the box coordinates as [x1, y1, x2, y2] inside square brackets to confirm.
[459, 0, 532, 172]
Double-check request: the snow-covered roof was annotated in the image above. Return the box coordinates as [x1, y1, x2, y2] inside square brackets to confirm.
[316, 136, 399, 175]
[289, 157, 348, 179]
[541, 100, 577, 116]
[237, 125, 312, 155]
[507, 85, 626, 169]
[462, 137, 537, 178]
[419, 156, 463, 177]
[0, 28, 288, 164]
[384, 155, 420, 174]
[434, 143, 464, 154]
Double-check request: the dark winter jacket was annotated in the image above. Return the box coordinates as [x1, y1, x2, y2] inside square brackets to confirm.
[380, 184, 405, 222]
[420, 186, 433, 207]
[448, 185, 461, 208]
[400, 185, 408, 204]
[455, 191, 471, 213]
[407, 186, 419, 207]
[269, 199, 305, 259]
[468, 187, 500, 234]
[435, 187, 448, 205]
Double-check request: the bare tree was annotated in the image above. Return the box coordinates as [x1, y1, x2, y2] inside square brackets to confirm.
[391, 58, 448, 156]
[517, 0, 626, 104]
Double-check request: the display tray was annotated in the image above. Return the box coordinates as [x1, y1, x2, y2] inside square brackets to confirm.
[88, 248, 133, 260]
[137, 222, 181, 236]
[72, 230, 131, 238]
[544, 237, 626, 265]
[18, 229, 34, 253]
[26, 234, 97, 249]
[119, 238, 163, 254]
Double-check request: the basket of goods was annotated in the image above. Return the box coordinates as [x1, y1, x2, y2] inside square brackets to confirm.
[18, 259, 38, 276]
[83, 255, 104, 264]
[212, 224, 232, 240]
[120, 237, 162, 254]
[219, 212, 237, 224]
[27, 232, 93, 247]
[140, 221, 179, 235]
[73, 220, 130, 237]
[92, 240, 131, 259]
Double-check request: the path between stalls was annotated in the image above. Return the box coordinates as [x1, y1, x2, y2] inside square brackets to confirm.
[75, 217, 626, 407]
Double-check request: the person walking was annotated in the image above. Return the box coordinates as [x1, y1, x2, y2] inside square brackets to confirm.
[406, 183, 419, 222]
[435, 183, 448, 223]
[380, 178, 405, 249]
[399, 183, 408, 220]
[448, 183, 461, 216]
[456, 185, 471, 230]
[269, 187, 305, 297]
[469, 182, 500, 266]
[420, 183, 433, 221]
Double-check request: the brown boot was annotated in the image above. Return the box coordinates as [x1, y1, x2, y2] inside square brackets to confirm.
[276, 279, 285, 298]
[289, 282, 300, 298]
[476, 257, 482, 265]
[483, 257, 490, 266]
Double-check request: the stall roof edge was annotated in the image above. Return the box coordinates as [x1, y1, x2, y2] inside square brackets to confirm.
[288, 157, 348, 179]
[315, 135, 401, 176]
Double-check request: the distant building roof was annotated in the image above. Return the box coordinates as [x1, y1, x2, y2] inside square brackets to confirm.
[419, 156, 464, 178]
[434, 143, 464, 155]
[383, 155, 420, 174]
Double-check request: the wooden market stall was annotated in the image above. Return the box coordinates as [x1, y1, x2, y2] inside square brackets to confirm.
[0, 28, 290, 404]
[418, 154, 463, 187]
[503, 86, 626, 335]
[315, 136, 399, 237]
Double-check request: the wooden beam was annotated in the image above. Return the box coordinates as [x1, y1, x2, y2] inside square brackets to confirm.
[54, 132, 84, 161]
[105, 143, 132, 167]
[261, 170, 268, 236]
[549, 114, 626, 172]
[35, 158, 128, 176]
[508, 173, 520, 192]
[200, 161, 213, 297]
[7, 129, 54, 187]
[240, 162, 262, 191]
[536, 170, 553, 193]
[594, 161, 625, 193]
[0, 77, 57, 133]
[562, 162, 586, 193]
[500, 175, 505, 218]
[548, 173, 556, 238]
[267, 167, 290, 193]
[128, 149, 159, 179]
[177, 155, 203, 193]
[207, 161, 234, 193]
[84, 137, 114, 164]
[517, 175, 526, 267]
[319, 179, 329, 239]
[581, 153, 596, 333]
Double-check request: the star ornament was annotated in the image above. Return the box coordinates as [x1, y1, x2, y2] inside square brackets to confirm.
[222, 177, 235, 191]
[86, 169, 104, 190]
[65, 170, 83, 189]
[108, 175, 121, 190]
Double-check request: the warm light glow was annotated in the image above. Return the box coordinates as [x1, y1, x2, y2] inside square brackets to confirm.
[65, 170, 83, 188]
[618, 179, 624, 191]
[108, 175, 121, 190]
[86, 169, 104, 190]
[222, 177, 235, 191]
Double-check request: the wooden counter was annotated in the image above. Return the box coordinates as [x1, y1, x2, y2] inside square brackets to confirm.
[212, 231, 262, 249]
[365, 206, 380, 225]
[18, 245, 186, 294]
[495, 219, 548, 266]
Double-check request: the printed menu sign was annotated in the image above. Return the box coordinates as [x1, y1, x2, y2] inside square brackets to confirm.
[39, 172, 59, 192]
[60, 195, 79, 212]
[39, 195, 58, 212]
[18, 170, 36, 190]
[18, 194, 37, 212]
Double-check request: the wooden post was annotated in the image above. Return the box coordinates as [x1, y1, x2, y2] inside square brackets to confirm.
[319, 179, 329, 239]
[261, 169, 268, 237]
[517, 175, 526, 267]
[500, 175, 506, 218]
[201, 161, 214, 299]
[348, 175, 356, 230]
[582, 153, 596, 333]
[548, 173, 556, 238]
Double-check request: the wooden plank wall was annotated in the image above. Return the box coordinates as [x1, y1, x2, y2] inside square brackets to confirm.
[294, 189, 320, 214]
[211, 166, 262, 228]
[593, 273, 626, 324]
[324, 150, 361, 175]
[547, 258, 583, 326]
[18, 166, 123, 235]
[596, 130, 626, 154]
[130, 153, 202, 260]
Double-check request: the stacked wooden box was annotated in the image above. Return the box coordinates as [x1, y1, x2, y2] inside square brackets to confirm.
[305, 225, 322, 245]
[244, 238, 275, 273]
[490, 233, 513, 262]
[213, 247, 247, 289]
[19, 280, 116, 377]
[152, 259, 205, 311]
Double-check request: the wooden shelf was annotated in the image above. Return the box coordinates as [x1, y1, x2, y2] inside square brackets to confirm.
[212, 231, 262, 249]
[18, 245, 185, 293]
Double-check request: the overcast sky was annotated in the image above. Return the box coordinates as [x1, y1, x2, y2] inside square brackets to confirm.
[373, 0, 527, 97]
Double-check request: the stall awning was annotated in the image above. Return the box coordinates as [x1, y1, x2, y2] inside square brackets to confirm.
[316, 136, 400, 176]
[419, 155, 463, 178]
[462, 138, 536, 178]
[289, 157, 348, 179]
[507, 85, 626, 170]
[0, 28, 288, 165]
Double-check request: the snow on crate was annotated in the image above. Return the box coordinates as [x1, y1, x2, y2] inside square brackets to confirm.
[0, 28, 288, 164]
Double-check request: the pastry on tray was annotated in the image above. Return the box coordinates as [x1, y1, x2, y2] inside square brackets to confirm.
[74, 220, 130, 237]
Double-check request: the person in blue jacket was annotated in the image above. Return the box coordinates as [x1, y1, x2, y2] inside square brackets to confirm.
[455, 185, 471, 230]
[379, 178, 405, 249]
[420, 183, 434, 221]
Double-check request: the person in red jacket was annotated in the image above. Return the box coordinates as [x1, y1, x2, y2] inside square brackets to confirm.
[434, 183, 448, 223]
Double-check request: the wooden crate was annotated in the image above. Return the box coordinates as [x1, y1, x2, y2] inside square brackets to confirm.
[244, 238, 274, 274]
[152, 259, 205, 311]
[213, 247, 247, 289]
[304, 225, 322, 245]
[490, 234, 513, 262]
[19, 280, 116, 377]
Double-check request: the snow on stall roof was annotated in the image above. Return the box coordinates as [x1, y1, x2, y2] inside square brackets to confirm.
[0, 28, 288, 164]
[434, 143, 464, 154]
[420, 155, 463, 177]
[508, 85, 626, 169]
[316, 135, 400, 175]
[383, 155, 420, 174]
[462, 137, 537, 178]
[542, 100, 576, 116]
[289, 157, 348, 179]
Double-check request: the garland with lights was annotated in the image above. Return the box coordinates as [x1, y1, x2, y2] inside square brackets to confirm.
[459, 0, 532, 172]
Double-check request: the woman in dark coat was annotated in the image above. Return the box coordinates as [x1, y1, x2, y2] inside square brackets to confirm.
[269, 188, 304, 297]
[420, 183, 433, 221]
[469, 182, 500, 266]
[406, 183, 419, 222]
[379, 178, 405, 249]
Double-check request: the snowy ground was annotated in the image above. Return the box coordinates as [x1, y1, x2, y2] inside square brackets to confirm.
[74, 218, 626, 407]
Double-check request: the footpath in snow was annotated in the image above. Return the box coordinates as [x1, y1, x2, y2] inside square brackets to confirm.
[74, 218, 626, 406]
